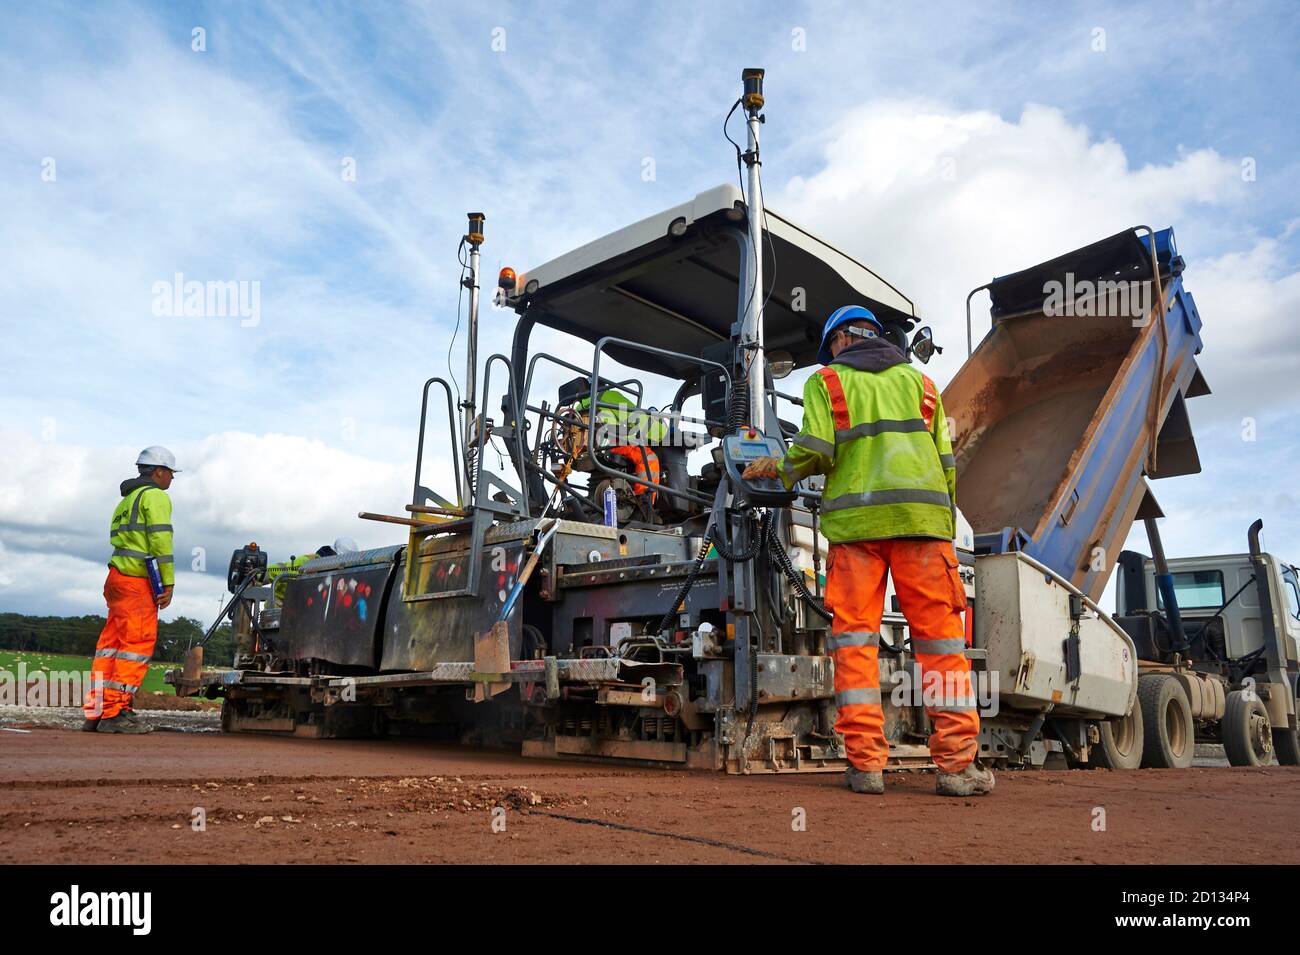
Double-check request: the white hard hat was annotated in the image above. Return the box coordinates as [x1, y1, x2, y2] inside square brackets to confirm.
[136, 446, 181, 472]
[333, 536, 359, 554]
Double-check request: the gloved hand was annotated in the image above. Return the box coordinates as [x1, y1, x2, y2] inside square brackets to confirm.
[742, 456, 780, 480]
[157, 586, 174, 610]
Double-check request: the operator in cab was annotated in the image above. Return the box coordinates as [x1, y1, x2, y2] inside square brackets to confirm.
[265, 537, 360, 603]
[742, 306, 993, 797]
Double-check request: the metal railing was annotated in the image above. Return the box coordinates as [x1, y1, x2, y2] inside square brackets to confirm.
[411, 376, 462, 509]
[586, 335, 733, 507]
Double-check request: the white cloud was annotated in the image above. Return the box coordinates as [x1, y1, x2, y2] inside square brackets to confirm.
[777, 100, 1252, 380]
[1174, 232, 1300, 425]
[0, 428, 441, 619]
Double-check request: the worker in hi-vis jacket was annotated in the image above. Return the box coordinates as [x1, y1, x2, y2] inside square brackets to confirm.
[743, 306, 994, 797]
[82, 446, 179, 734]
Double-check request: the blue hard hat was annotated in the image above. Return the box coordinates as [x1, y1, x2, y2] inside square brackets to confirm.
[818, 305, 883, 365]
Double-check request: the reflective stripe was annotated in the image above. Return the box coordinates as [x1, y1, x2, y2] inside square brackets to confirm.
[823, 488, 952, 512]
[817, 366, 852, 431]
[112, 547, 173, 564]
[116, 522, 173, 533]
[911, 637, 967, 655]
[828, 630, 880, 651]
[939, 453, 956, 470]
[835, 418, 928, 443]
[95, 648, 151, 663]
[103, 679, 139, 694]
[836, 687, 882, 707]
[920, 374, 938, 432]
[792, 432, 834, 458]
[108, 488, 148, 542]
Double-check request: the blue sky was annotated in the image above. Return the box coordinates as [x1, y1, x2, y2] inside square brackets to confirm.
[1, 0, 1298, 620]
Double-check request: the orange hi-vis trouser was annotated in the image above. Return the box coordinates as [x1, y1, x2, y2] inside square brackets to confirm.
[826, 538, 979, 773]
[610, 446, 661, 503]
[83, 567, 159, 720]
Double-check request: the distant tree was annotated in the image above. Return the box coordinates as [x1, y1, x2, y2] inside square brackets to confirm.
[0, 613, 234, 667]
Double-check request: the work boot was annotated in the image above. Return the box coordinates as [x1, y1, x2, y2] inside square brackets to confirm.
[845, 766, 885, 795]
[936, 760, 995, 797]
[81, 718, 101, 732]
[96, 713, 154, 735]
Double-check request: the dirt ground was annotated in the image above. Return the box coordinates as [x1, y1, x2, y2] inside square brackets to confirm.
[3, 727, 1298, 864]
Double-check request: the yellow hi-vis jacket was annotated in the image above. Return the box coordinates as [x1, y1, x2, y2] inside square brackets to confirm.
[266, 553, 316, 603]
[779, 360, 956, 543]
[108, 479, 175, 585]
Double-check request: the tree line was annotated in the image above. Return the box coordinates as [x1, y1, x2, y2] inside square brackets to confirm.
[0, 613, 235, 667]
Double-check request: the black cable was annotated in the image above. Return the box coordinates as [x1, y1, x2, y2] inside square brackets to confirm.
[723, 97, 763, 373]
[652, 534, 715, 637]
[763, 515, 831, 623]
[755, 168, 778, 322]
[448, 236, 468, 413]
[724, 96, 779, 394]
[651, 510, 767, 637]
[722, 97, 746, 191]
[709, 510, 767, 563]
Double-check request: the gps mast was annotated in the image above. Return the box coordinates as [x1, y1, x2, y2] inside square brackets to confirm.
[739, 68, 767, 431]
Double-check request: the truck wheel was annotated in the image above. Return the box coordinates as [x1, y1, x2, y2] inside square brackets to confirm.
[1093, 705, 1144, 770]
[1274, 681, 1300, 766]
[1275, 726, 1300, 766]
[1223, 690, 1274, 767]
[1138, 674, 1194, 769]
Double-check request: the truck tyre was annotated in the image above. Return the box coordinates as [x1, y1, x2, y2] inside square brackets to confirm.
[1093, 705, 1144, 770]
[1138, 674, 1194, 769]
[1275, 725, 1300, 766]
[1223, 690, 1274, 767]
[1274, 681, 1300, 766]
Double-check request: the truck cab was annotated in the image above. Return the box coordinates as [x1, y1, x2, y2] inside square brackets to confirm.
[1115, 520, 1300, 767]
[1120, 551, 1300, 665]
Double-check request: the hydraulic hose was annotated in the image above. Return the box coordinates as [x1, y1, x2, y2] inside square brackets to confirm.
[653, 533, 716, 637]
[763, 516, 831, 623]
[654, 508, 841, 639]
[759, 517, 904, 654]
[652, 511, 767, 636]
[711, 509, 769, 563]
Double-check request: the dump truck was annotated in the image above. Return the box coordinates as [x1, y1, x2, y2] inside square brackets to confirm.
[171, 68, 1235, 773]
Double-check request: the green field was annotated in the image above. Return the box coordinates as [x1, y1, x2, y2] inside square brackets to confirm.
[0, 649, 178, 695]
